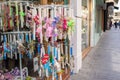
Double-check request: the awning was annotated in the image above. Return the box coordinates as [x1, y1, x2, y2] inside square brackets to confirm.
[114, 6, 119, 9]
[106, 0, 119, 3]
[114, 0, 119, 3]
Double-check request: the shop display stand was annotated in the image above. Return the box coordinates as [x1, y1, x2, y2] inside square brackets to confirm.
[0, 1, 75, 80]
[0, 1, 32, 80]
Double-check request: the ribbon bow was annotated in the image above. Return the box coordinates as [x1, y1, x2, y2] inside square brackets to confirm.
[20, 11, 25, 17]
[52, 17, 60, 28]
[43, 18, 52, 29]
[46, 26, 53, 38]
[33, 15, 40, 25]
[63, 18, 67, 30]
[67, 19, 75, 32]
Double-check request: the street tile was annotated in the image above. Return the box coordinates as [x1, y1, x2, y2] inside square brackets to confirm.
[70, 28, 120, 80]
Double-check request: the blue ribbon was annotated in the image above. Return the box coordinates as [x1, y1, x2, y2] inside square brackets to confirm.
[52, 58, 55, 66]
[3, 52, 7, 60]
[31, 34, 33, 40]
[28, 51, 32, 59]
[48, 45, 51, 55]
[54, 48, 56, 57]
[19, 34, 22, 40]
[37, 44, 41, 55]
[52, 17, 60, 28]
[54, 48, 58, 60]
[3, 35, 7, 42]
[43, 62, 49, 70]
[26, 33, 29, 43]
[4, 43, 10, 53]
[70, 47, 73, 57]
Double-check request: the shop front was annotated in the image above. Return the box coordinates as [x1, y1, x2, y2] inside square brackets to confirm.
[94, 0, 104, 45]
[82, 0, 91, 58]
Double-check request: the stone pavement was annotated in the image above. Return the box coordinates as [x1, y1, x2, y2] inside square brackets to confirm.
[69, 27, 120, 80]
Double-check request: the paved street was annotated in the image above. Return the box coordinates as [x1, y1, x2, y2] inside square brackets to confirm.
[70, 27, 120, 80]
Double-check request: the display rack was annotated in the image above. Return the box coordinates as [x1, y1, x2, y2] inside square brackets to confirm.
[0, 1, 75, 80]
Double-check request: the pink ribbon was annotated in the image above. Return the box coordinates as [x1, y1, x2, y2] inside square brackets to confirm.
[36, 27, 42, 41]
[46, 26, 53, 38]
[43, 18, 51, 29]
[33, 15, 40, 25]
[63, 18, 67, 30]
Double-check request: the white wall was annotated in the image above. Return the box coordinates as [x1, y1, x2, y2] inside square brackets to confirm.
[91, 0, 96, 47]
[70, 0, 82, 73]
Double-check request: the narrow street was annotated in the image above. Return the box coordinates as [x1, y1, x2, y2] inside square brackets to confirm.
[70, 27, 120, 80]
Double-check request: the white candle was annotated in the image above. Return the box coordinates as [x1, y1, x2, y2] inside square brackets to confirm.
[46, 69, 49, 77]
[29, 33, 31, 42]
[32, 7, 36, 40]
[13, 34, 17, 59]
[25, 2, 29, 27]
[20, 3, 24, 28]
[58, 46, 61, 61]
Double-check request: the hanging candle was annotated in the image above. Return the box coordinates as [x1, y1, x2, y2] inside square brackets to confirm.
[70, 47, 73, 57]
[37, 43, 41, 55]
[67, 19, 75, 31]
[20, 11, 25, 17]
[19, 34, 22, 42]
[44, 54, 49, 60]
[54, 47, 58, 60]
[25, 33, 29, 43]
[3, 43, 10, 53]
[52, 17, 59, 28]
[20, 2, 25, 28]
[3, 43, 10, 60]
[54, 28, 58, 42]
[36, 27, 42, 34]
[28, 50, 32, 59]
[36, 27, 42, 41]
[3, 35, 7, 42]
[3, 35, 10, 53]
[46, 26, 53, 38]
[33, 15, 40, 25]
[51, 57, 55, 66]
[63, 18, 67, 30]
[48, 45, 51, 55]
[41, 54, 49, 65]
[3, 52, 6, 60]
[29, 33, 31, 42]
[57, 46, 61, 61]
[43, 18, 51, 29]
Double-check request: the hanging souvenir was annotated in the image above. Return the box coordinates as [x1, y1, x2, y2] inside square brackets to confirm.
[16, 41, 25, 54]
[15, 2, 19, 30]
[20, 3, 25, 29]
[27, 6, 33, 26]
[33, 57, 39, 72]
[33, 14, 40, 25]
